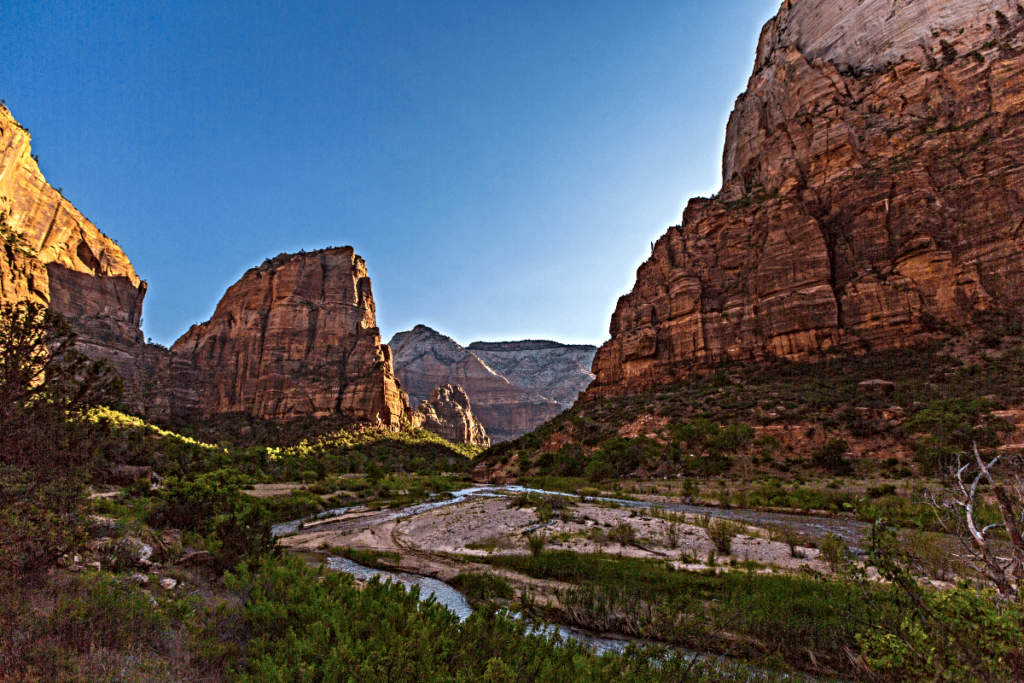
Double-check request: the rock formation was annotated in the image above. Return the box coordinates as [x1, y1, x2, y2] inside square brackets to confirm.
[466, 340, 596, 409]
[169, 249, 408, 426]
[591, 0, 1024, 396]
[413, 384, 489, 446]
[0, 106, 409, 428]
[0, 104, 149, 386]
[389, 325, 597, 441]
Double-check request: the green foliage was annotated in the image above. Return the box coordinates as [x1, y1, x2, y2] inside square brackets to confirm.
[858, 587, 1024, 682]
[0, 302, 122, 577]
[480, 550, 893, 676]
[0, 572, 170, 681]
[907, 398, 1011, 473]
[225, 554, 739, 683]
[449, 572, 514, 606]
[527, 533, 548, 556]
[818, 533, 849, 572]
[813, 438, 853, 475]
[609, 522, 637, 545]
[706, 518, 742, 555]
[855, 526, 1024, 681]
[147, 468, 277, 573]
[334, 547, 401, 569]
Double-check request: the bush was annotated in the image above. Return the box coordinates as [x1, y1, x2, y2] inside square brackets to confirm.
[812, 439, 853, 475]
[706, 519, 742, 555]
[527, 533, 547, 556]
[819, 533, 848, 572]
[857, 584, 1024, 682]
[449, 572, 514, 605]
[147, 468, 276, 572]
[609, 522, 637, 545]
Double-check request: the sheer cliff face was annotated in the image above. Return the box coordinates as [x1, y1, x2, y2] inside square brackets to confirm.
[170, 249, 407, 426]
[389, 326, 566, 442]
[0, 105, 148, 384]
[592, 0, 1024, 395]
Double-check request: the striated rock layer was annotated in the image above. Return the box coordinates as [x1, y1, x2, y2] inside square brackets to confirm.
[389, 325, 597, 441]
[466, 340, 596, 409]
[412, 384, 489, 447]
[0, 105, 150, 390]
[169, 249, 408, 427]
[591, 0, 1024, 396]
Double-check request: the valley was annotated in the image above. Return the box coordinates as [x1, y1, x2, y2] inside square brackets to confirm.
[3, 0, 1024, 681]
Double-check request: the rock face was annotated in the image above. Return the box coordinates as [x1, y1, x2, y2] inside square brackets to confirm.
[413, 384, 489, 446]
[591, 0, 1024, 396]
[0, 105, 149, 385]
[169, 249, 408, 426]
[389, 325, 597, 441]
[466, 340, 596, 409]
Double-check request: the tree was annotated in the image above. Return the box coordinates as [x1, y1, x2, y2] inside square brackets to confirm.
[0, 302, 121, 579]
[932, 444, 1024, 602]
[851, 443, 1024, 681]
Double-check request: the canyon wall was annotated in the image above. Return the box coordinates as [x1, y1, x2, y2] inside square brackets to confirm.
[591, 0, 1024, 396]
[389, 325, 596, 441]
[0, 106, 409, 428]
[0, 105, 149, 386]
[169, 249, 408, 427]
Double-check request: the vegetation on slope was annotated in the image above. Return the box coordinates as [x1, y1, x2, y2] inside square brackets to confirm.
[480, 328, 1023, 517]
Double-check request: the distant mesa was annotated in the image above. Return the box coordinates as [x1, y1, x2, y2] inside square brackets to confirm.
[389, 325, 596, 442]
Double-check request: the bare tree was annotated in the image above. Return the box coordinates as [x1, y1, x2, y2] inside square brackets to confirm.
[932, 443, 1024, 601]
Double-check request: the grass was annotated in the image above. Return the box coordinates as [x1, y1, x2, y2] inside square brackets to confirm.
[481, 550, 896, 677]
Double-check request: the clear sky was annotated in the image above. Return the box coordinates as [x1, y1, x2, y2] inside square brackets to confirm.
[1, 0, 781, 348]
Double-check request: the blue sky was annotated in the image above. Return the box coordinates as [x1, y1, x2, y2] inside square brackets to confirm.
[1, 0, 780, 347]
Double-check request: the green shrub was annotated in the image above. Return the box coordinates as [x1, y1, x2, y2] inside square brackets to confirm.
[706, 519, 741, 555]
[449, 572, 514, 605]
[527, 533, 547, 556]
[857, 584, 1024, 682]
[812, 439, 853, 475]
[609, 522, 637, 545]
[819, 533, 849, 572]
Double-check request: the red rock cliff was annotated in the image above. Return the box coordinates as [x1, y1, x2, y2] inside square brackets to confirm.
[591, 0, 1024, 396]
[170, 248, 408, 426]
[0, 104, 148, 384]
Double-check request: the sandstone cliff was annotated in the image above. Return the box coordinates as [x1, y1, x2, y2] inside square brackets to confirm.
[591, 0, 1024, 396]
[0, 105, 148, 385]
[413, 384, 489, 446]
[169, 249, 408, 426]
[466, 340, 596, 409]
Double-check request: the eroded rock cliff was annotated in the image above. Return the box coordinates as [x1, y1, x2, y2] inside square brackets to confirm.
[413, 384, 489, 446]
[466, 340, 596, 409]
[170, 249, 408, 426]
[0, 105, 149, 386]
[591, 0, 1024, 396]
[389, 326, 563, 441]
